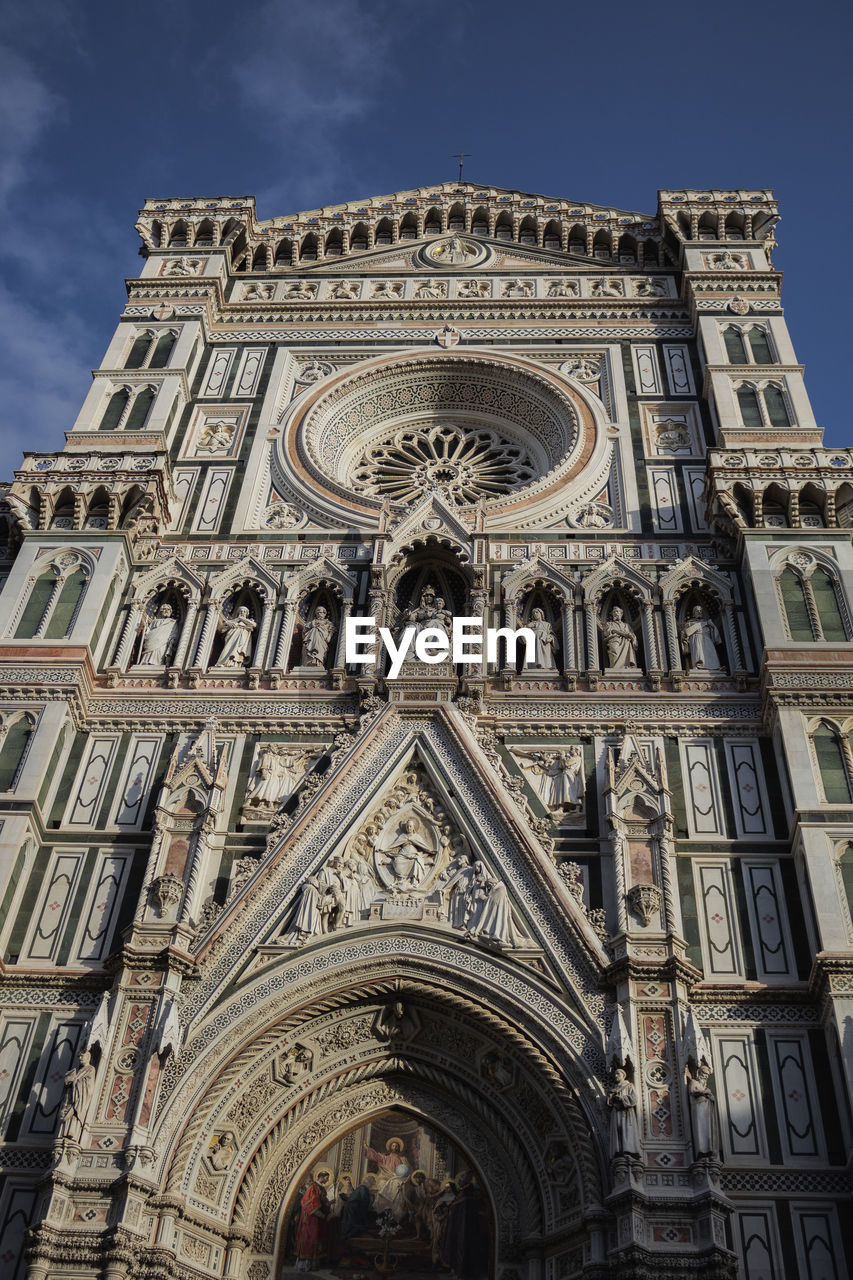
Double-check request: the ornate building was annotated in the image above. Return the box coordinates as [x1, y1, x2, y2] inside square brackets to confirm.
[0, 181, 850, 1280]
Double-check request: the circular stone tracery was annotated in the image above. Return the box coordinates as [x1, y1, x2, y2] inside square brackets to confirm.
[275, 350, 607, 526]
[352, 421, 537, 504]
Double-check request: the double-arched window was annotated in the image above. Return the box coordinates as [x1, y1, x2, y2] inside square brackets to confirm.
[99, 384, 157, 431]
[124, 329, 176, 370]
[13, 552, 92, 640]
[735, 380, 791, 430]
[778, 557, 849, 642]
[722, 324, 775, 365]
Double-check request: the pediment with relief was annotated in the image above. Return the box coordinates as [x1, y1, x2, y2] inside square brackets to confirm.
[279, 756, 534, 953]
[186, 707, 608, 1031]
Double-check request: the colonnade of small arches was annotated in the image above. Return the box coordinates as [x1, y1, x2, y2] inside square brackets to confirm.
[672, 208, 774, 241]
[12, 482, 152, 534]
[141, 208, 664, 271]
[719, 480, 853, 531]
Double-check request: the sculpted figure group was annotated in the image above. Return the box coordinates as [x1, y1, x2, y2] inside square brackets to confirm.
[514, 746, 584, 812]
[282, 820, 526, 951]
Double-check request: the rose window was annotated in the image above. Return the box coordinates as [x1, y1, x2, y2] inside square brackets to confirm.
[352, 422, 537, 504]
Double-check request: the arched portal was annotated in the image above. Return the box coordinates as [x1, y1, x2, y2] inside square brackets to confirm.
[277, 1104, 495, 1278]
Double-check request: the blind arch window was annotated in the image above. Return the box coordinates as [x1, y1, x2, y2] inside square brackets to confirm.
[813, 724, 852, 803]
[779, 568, 813, 640]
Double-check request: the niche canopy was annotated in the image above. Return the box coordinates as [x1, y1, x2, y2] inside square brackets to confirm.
[276, 349, 609, 529]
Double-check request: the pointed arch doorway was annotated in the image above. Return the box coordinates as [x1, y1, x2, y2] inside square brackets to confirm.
[276, 1106, 495, 1280]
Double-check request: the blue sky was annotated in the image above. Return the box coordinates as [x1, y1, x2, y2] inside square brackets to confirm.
[0, 0, 850, 480]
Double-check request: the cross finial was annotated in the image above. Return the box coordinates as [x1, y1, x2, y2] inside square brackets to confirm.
[452, 151, 471, 183]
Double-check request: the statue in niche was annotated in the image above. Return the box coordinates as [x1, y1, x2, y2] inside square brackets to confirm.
[399, 584, 451, 640]
[546, 279, 579, 298]
[282, 851, 379, 947]
[330, 280, 360, 300]
[376, 818, 436, 891]
[680, 604, 723, 672]
[607, 1067, 640, 1156]
[216, 603, 257, 667]
[279, 1044, 313, 1084]
[139, 601, 179, 666]
[316, 855, 347, 930]
[458, 279, 490, 298]
[244, 744, 318, 809]
[301, 606, 336, 668]
[523, 607, 558, 671]
[514, 746, 585, 812]
[208, 1130, 236, 1171]
[590, 278, 624, 298]
[686, 1063, 720, 1158]
[57, 1048, 96, 1143]
[598, 605, 639, 669]
[572, 502, 610, 529]
[414, 280, 447, 299]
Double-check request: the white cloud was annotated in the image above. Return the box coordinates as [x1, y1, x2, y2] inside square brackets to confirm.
[0, 44, 59, 207]
[231, 0, 392, 126]
[0, 284, 94, 478]
[224, 0, 410, 214]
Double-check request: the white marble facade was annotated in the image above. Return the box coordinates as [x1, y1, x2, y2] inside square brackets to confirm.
[0, 182, 850, 1280]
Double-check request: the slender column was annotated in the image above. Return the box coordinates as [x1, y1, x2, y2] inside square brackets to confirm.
[273, 600, 297, 670]
[368, 585, 387, 676]
[181, 818, 212, 924]
[825, 491, 837, 528]
[584, 602, 599, 671]
[663, 601, 682, 672]
[171, 600, 198, 670]
[499, 599, 518, 674]
[192, 602, 217, 669]
[253, 598, 275, 668]
[113, 603, 142, 669]
[33, 573, 64, 638]
[561, 600, 575, 672]
[333, 601, 352, 668]
[723, 603, 744, 672]
[466, 584, 488, 678]
[611, 817, 628, 934]
[641, 602, 658, 671]
[656, 819, 677, 934]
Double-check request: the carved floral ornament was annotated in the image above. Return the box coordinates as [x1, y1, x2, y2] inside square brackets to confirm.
[272, 349, 611, 531]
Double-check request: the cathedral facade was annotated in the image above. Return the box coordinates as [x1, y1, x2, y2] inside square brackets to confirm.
[0, 182, 850, 1279]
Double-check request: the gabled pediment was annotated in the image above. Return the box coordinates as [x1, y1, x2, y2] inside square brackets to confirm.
[208, 554, 279, 600]
[502, 555, 575, 602]
[659, 554, 733, 604]
[384, 494, 474, 562]
[189, 705, 608, 1030]
[131, 555, 205, 604]
[282, 555, 355, 603]
[583, 554, 654, 604]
